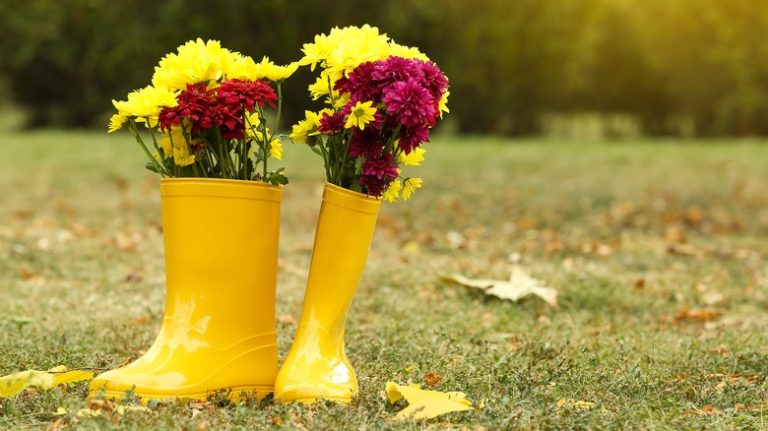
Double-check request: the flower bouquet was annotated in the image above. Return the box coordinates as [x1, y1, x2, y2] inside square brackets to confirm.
[275, 25, 449, 403]
[289, 25, 449, 200]
[109, 39, 295, 185]
[90, 40, 295, 402]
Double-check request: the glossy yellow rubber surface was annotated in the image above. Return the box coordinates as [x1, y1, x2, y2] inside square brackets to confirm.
[275, 183, 381, 403]
[89, 178, 281, 403]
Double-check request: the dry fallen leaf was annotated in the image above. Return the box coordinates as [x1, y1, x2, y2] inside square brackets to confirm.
[675, 306, 722, 323]
[442, 266, 557, 306]
[423, 372, 443, 386]
[0, 366, 94, 398]
[683, 405, 721, 416]
[386, 382, 474, 420]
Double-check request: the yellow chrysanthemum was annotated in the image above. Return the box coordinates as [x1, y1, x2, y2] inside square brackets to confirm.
[398, 147, 426, 166]
[247, 137, 280, 160]
[300, 25, 392, 80]
[438, 90, 450, 117]
[387, 42, 430, 61]
[254, 57, 300, 82]
[107, 113, 127, 133]
[269, 137, 283, 160]
[228, 56, 300, 82]
[382, 179, 402, 203]
[299, 33, 333, 71]
[158, 126, 195, 166]
[112, 86, 177, 126]
[345, 101, 377, 130]
[173, 149, 196, 167]
[324, 25, 391, 78]
[333, 92, 352, 109]
[300, 25, 437, 109]
[226, 54, 258, 81]
[308, 69, 345, 101]
[244, 112, 262, 139]
[152, 39, 236, 91]
[290, 110, 323, 144]
[401, 177, 423, 200]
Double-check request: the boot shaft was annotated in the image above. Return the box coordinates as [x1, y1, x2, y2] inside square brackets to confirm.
[160, 178, 281, 340]
[297, 183, 381, 339]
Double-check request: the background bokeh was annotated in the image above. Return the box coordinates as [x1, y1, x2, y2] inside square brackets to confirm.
[1, 0, 768, 137]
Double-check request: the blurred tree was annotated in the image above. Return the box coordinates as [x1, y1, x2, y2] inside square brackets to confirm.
[0, 0, 767, 136]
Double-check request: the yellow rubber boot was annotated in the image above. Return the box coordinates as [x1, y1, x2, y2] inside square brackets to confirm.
[89, 178, 281, 403]
[275, 182, 381, 403]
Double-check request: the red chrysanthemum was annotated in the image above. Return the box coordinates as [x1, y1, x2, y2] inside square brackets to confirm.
[159, 83, 216, 132]
[217, 79, 277, 111]
[201, 104, 244, 139]
[317, 110, 346, 135]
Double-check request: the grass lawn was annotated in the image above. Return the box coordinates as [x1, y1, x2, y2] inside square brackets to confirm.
[1, 130, 768, 430]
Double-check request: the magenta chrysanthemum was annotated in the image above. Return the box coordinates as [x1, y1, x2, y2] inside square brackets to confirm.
[359, 153, 398, 196]
[371, 56, 425, 91]
[381, 79, 437, 127]
[336, 62, 379, 102]
[398, 125, 430, 154]
[419, 61, 449, 99]
[348, 127, 384, 158]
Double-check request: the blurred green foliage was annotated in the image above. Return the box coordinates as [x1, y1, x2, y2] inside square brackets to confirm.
[1, 0, 767, 136]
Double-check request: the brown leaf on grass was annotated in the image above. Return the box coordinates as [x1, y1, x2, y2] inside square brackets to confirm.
[664, 225, 687, 243]
[385, 382, 474, 420]
[17, 267, 44, 283]
[11, 209, 35, 220]
[634, 278, 646, 289]
[423, 372, 442, 386]
[590, 324, 612, 335]
[516, 216, 537, 230]
[106, 232, 145, 251]
[111, 175, 129, 192]
[670, 373, 690, 383]
[70, 223, 97, 237]
[662, 208, 705, 226]
[124, 272, 143, 283]
[668, 243, 699, 257]
[278, 260, 307, 277]
[675, 306, 722, 323]
[707, 345, 730, 356]
[48, 418, 64, 431]
[442, 266, 558, 306]
[51, 199, 77, 217]
[710, 222, 742, 235]
[580, 241, 619, 256]
[735, 403, 767, 413]
[683, 405, 720, 416]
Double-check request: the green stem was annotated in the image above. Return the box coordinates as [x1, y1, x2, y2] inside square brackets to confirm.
[318, 138, 331, 181]
[264, 83, 284, 181]
[129, 120, 168, 177]
[338, 131, 350, 187]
